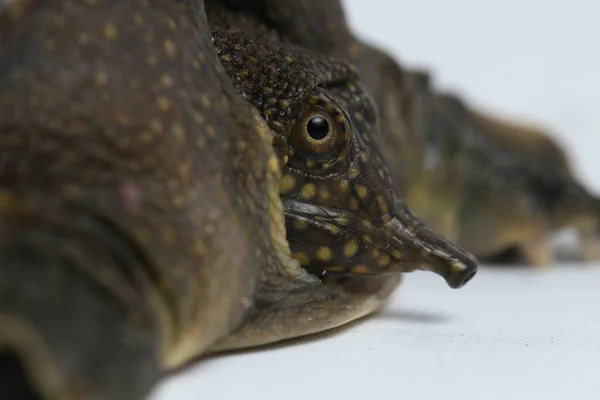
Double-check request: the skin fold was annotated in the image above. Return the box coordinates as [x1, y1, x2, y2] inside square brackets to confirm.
[0, 0, 596, 399]
[0, 1, 477, 399]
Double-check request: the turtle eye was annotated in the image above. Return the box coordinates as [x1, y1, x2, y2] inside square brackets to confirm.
[289, 106, 339, 158]
[306, 115, 331, 140]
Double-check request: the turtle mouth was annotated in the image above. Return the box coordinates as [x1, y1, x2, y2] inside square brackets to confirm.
[282, 199, 478, 289]
[282, 199, 420, 276]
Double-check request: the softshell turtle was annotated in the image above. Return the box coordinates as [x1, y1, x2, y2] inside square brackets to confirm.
[0, 1, 477, 399]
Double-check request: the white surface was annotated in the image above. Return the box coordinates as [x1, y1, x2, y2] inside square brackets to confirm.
[152, 2, 600, 399]
[151, 256, 600, 400]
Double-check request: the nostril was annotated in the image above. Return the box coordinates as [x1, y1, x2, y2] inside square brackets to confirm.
[453, 255, 479, 288]
[461, 270, 477, 286]
[447, 267, 477, 289]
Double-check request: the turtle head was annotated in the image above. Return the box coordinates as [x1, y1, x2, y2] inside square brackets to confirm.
[277, 79, 478, 289]
[212, 28, 478, 288]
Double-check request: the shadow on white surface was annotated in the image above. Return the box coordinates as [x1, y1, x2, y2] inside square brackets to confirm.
[151, 236, 600, 400]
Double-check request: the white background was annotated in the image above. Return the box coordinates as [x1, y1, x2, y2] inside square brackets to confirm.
[343, 0, 600, 193]
[151, 1, 600, 399]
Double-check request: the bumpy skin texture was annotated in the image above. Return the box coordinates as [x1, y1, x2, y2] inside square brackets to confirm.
[245, 0, 600, 266]
[0, 1, 478, 399]
[202, 1, 479, 349]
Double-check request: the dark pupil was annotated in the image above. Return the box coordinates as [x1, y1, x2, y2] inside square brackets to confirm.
[306, 116, 330, 140]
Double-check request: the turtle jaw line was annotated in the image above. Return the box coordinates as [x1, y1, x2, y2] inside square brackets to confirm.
[283, 199, 478, 289]
[281, 199, 419, 278]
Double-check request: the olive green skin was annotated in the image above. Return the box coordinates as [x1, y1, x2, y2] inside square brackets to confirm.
[0, 1, 477, 399]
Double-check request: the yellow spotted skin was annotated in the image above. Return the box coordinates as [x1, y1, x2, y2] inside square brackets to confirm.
[0, 0, 301, 398]
[209, 3, 477, 291]
[243, 0, 599, 267]
[0, 1, 479, 399]
[211, 0, 600, 288]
